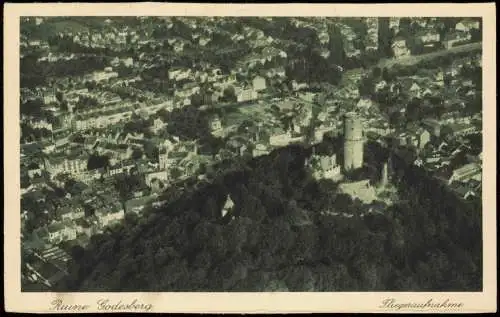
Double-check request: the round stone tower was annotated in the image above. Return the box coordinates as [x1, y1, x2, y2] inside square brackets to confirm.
[343, 112, 364, 171]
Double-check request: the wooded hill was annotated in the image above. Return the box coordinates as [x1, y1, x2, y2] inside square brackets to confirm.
[54, 139, 482, 292]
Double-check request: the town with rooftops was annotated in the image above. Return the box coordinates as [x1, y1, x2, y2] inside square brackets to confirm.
[20, 17, 482, 292]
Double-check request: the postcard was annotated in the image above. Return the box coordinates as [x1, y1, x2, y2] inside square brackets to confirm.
[4, 2, 497, 314]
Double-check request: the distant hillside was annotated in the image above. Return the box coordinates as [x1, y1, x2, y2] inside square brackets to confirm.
[21, 19, 90, 40]
[54, 141, 482, 292]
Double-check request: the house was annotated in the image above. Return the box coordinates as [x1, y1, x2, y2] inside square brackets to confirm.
[422, 88, 433, 97]
[121, 57, 133, 67]
[28, 40, 41, 47]
[409, 82, 422, 98]
[269, 127, 303, 147]
[42, 139, 56, 154]
[59, 205, 85, 221]
[31, 226, 50, 245]
[107, 161, 135, 177]
[389, 17, 400, 33]
[392, 37, 411, 58]
[374, 80, 388, 92]
[38, 245, 72, 267]
[97, 203, 125, 226]
[313, 125, 335, 143]
[209, 115, 223, 133]
[356, 97, 374, 109]
[74, 169, 103, 184]
[440, 110, 460, 123]
[455, 115, 472, 125]
[450, 182, 478, 200]
[46, 156, 88, 176]
[28, 168, 42, 178]
[168, 67, 192, 81]
[151, 117, 167, 133]
[338, 180, 376, 204]
[125, 196, 151, 215]
[221, 194, 234, 218]
[445, 64, 462, 79]
[46, 221, 77, 244]
[236, 87, 258, 103]
[446, 123, 477, 137]
[87, 70, 119, 82]
[364, 17, 379, 51]
[110, 57, 121, 67]
[434, 70, 445, 86]
[123, 132, 145, 145]
[43, 92, 57, 105]
[318, 30, 330, 44]
[83, 136, 99, 150]
[437, 141, 450, 153]
[173, 41, 186, 53]
[74, 218, 94, 237]
[448, 163, 481, 184]
[176, 154, 204, 179]
[345, 45, 361, 58]
[408, 126, 431, 149]
[397, 132, 408, 146]
[159, 149, 188, 171]
[231, 33, 245, 42]
[288, 80, 308, 92]
[198, 36, 211, 46]
[252, 143, 270, 157]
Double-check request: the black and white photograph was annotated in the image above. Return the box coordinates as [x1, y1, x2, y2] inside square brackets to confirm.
[4, 2, 497, 314]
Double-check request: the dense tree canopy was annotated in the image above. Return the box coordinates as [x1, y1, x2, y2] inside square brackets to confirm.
[55, 139, 481, 292]
[87, 154, 110, 171]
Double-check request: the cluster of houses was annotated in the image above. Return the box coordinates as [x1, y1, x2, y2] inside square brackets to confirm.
[21, 180, 136, 288]
[290, 17, 481, 61]
[26, 186, 126, 248]
[443, 19, 481, 49]
[394, 122, 480, 202]
[84, 67, 119, 83]
[410, 114, 481, 201]
[347, 45, 482, 202]
[390, 17, 480, 58]
[57, 24, 148, 50]
[364, 17, 379, 52]
[37, 52, 78, 63]
[412, 138, 482, 201]
[167, 63, 270, 107]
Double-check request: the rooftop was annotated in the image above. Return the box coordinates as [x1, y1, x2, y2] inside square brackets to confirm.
[47, 222, 65, 233]
[338, 179, 376, 205]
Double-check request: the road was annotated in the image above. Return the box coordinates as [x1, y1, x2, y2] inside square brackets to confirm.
[379, 42, 482, 69]
[340, 41, 482, 87]
[33, 250, 69, 275]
